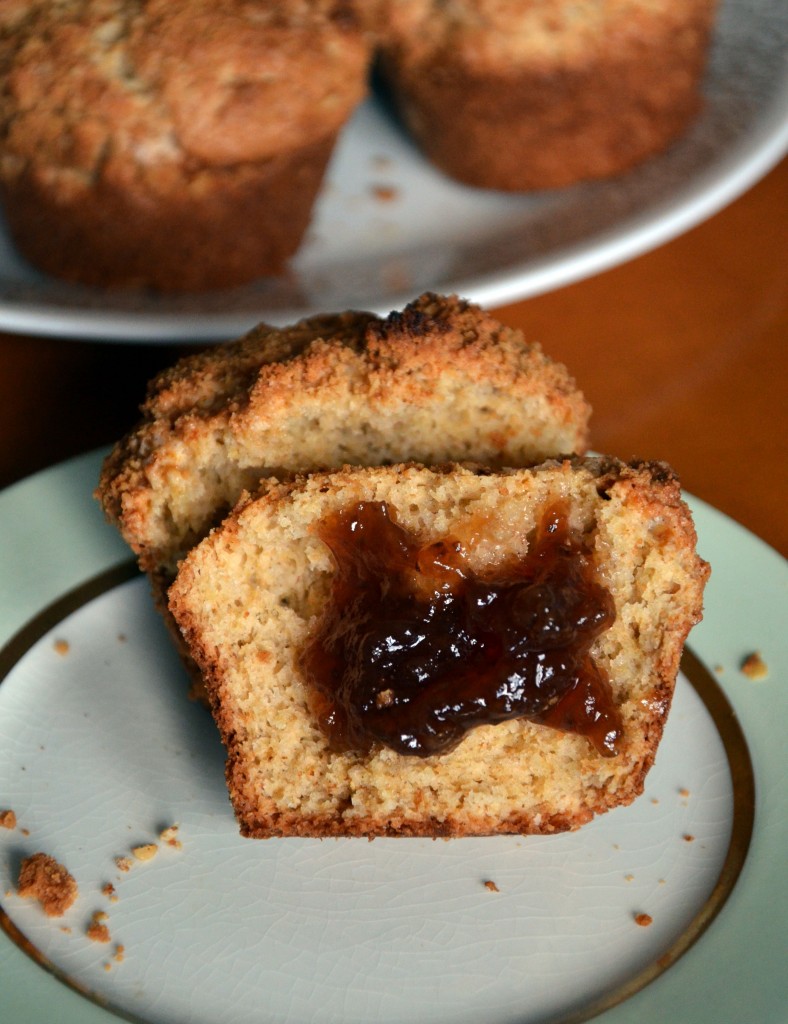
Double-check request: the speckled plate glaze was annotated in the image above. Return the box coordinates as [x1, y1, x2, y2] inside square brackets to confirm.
[0, 449, 784, 1024]
[0, 0, 786, 342]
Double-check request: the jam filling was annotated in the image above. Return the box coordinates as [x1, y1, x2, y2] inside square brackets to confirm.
[300, 501, 622, 759]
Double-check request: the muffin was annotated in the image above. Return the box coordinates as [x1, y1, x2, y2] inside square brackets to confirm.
[168, 459, 709, 838]
[0, 0, 371, 290]
[95, 292, 590, 696]
[377, 0, 719, 190]
[96, 292, 590, 579]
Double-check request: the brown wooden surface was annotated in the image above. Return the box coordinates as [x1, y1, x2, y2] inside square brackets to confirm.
[0, 159, 786, 555]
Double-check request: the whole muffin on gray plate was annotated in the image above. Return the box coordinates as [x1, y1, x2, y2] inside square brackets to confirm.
[0, 0, 371, 290]
[377, 0, 719, 190]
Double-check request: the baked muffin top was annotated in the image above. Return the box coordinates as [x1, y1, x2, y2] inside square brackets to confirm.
[0, 0, 371, 185]
[380, 0, 717, 72]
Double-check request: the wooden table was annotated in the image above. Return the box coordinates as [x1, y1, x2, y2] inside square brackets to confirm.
[1, 158, 786, 556]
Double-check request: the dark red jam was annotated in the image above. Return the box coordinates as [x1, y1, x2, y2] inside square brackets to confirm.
[300, 501, 622, 759]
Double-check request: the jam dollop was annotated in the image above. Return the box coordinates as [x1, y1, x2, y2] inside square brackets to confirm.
[300, 501, 622, 758]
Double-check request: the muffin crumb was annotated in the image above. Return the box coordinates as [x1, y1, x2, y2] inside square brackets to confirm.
[371, 184, 398, 202]
[634, 913, 653, 927]
[0, 809, 16, 830]
[483, 880, 499, 893]
[159, 824, 182, 849]
[132, 843, 158, 862]
[87, 910, 111, 943]
[102, 882, 118, 902]
[740, 651, 769, 680]
[17, 853, 78, 917]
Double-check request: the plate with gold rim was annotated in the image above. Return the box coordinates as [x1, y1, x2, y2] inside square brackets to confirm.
[0, 0, 786, 342]
[0, 449, 785, 1024]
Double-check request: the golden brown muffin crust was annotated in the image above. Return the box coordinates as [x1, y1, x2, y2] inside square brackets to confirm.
[381, 0, 717, 72]
[0, 0, 369, 173]
[127, 0, 370, 164]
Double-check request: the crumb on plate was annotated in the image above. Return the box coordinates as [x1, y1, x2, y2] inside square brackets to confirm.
[740, 651, 769, 680]
[159, 824, 182, 848]
[18, 852, 78, 917]
[371, 184, 398, 202]
[87, 910, 111, 943]
[132, 843, 158, 862]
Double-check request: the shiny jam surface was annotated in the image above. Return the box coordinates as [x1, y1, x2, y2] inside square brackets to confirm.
[300, 501, 622, 759]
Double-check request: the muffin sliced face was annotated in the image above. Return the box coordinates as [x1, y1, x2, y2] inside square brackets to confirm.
[169, 459, 709, 839]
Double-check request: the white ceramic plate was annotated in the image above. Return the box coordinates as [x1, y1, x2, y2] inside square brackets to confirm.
[0, 0, 786, 342]
[0, 449, 785, 1024]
